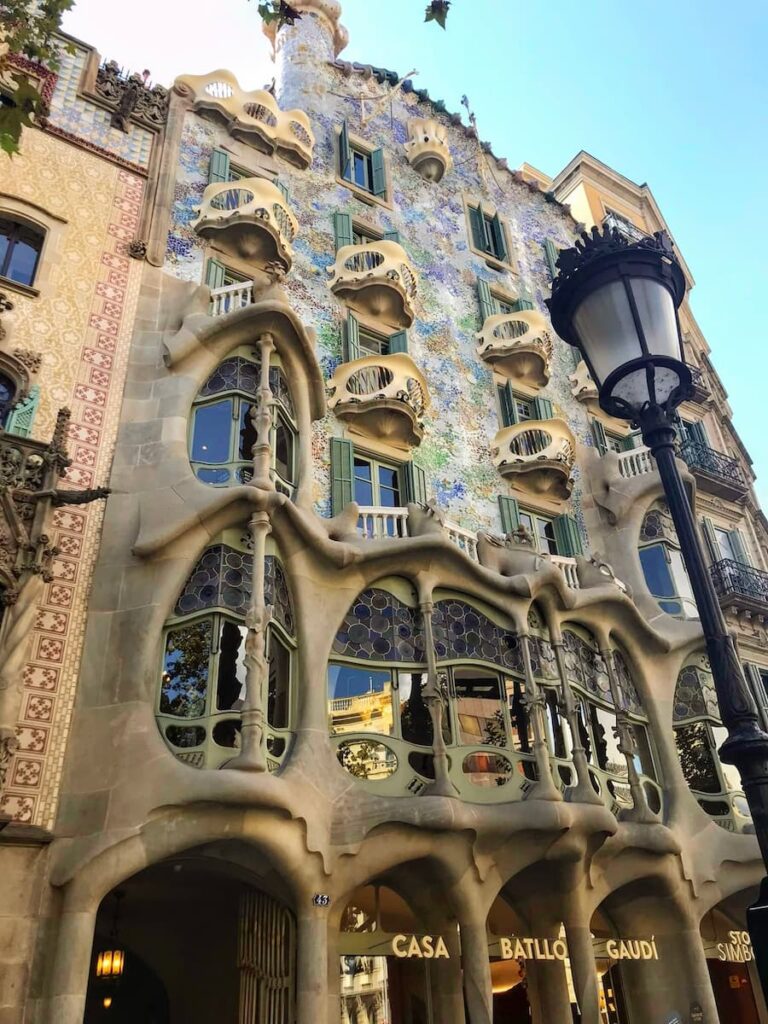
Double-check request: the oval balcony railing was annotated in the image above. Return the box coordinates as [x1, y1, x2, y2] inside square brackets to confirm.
[476, 309, 553, 388]
[404, 116, 453, 182]
[192, 177, 298, 273]
[328, 240, 418, 329]
[492, 418, 575, 500]
[209, 280, 254, 317]
[327, 353, 429, 448]
[174, 70, 315, 168]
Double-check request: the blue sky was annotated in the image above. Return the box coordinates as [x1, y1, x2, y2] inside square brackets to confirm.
[63, 0, 768, 502]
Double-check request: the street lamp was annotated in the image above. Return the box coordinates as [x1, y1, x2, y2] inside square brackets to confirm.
[548, 224, 768, 993]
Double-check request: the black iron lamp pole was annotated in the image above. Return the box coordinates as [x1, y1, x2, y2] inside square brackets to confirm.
[548, 225, 768, 996]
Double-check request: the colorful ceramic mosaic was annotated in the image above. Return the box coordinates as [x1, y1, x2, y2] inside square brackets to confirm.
[163, 42, 601, 544]
[332, 588, 425, 662]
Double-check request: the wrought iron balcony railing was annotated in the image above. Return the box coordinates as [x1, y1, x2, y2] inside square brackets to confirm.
[710, 559, 768, 608]
[680, 440, 747, 497]
[602, 212, 648, 244]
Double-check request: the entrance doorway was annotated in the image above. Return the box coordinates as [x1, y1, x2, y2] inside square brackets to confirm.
[83, 851, 295, 1024]
[707, 960, 760, 1024]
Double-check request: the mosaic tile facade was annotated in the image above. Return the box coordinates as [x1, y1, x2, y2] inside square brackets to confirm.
[0, 128, 144, 826]
[163, 54, 599, 542]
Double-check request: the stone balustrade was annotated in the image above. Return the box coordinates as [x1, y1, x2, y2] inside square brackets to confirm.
[328, 240, 418, 329]
[192, 177, 298, 273]
[209, 280, 254, 316]
[492, 419, 575, 500]
[475, 308, 553, 387]
[327, 353, 429, 448]
[174, 70, 315, 168]
[403, 117, 453, 182]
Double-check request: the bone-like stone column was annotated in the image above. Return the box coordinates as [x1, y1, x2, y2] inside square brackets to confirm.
[296, 905, 331, 1024]
[521, 635, 561, 802]
[563, 920, 601, 1024]
[460, 914, 493, 1024]
[419, 595, 457, 797]
[550, 629, 602, 805]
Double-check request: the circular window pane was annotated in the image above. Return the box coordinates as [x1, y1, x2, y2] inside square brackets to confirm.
[212, 720, 241, 748]
[337, 739, 397, 781]
[198, 467, 231, 485]
[165, 725, 205, 749]
[462, 752, 513, 788]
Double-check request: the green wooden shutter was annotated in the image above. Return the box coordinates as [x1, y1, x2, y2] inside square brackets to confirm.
[388, 330, 408, 354]
[383, 229, 401, 244]
[344, 312, 361, 362]
[511, 295, 535, 312]
[333, 212, 354, 252]
[477, 279, 494, 323]
[533, 397, 553, 421]
[553, 514, 584, 557]
[208, 148, 230, 183]
[205, 258, 227, 289]
[403, 462, 427, 506]
[498, 496, 520, 535]
[371, 148, 386, 197]
[490, 213, 509, 263]
[5, 385, 39, 438]
[330, 437, 355, 514]
[728, 529, 750, 566]
[687, 420, 708, 446]
[622, 433, 640, 451]
[543, 238, 559, 280]
[498, 384, 517, 428]
[701, 517, 720, 562]
[591, 419, 608, 455]
[468, 205, 485, 251]
[275, 180, 290, 202]
[339, 121, 352, 180]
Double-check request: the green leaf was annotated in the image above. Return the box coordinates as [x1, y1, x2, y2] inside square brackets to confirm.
[424, 1, 450, 28]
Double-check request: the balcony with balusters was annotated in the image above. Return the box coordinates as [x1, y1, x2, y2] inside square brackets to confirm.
[327, 355, 429, 448]
[491, 419, 575, 500]
[680, 440, 748, 502]
[191, 178, 298, 274]
[710, 559, 768, 618]
[327, 241, 418, 329]
[475, 308, 553, 388]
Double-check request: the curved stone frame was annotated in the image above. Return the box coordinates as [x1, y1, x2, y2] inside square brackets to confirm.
[638, 499, 697, 619]
[492, 417, 576, 502]
[672, 652, 753, 833]
[475, 308, 553, 389]
[187, 343, 299, 494]
[156, 528, 297, 772]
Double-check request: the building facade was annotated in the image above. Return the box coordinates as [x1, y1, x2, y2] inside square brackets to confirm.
[1, 3, 768, 1022]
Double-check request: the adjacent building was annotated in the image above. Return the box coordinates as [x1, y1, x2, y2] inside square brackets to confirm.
[1, 3, 767, 1022]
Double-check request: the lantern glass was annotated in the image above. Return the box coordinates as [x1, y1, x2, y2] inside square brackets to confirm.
[572, 280, 640, 387]
[629, 277, 681, 361]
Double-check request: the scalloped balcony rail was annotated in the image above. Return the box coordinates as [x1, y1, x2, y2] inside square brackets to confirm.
[355, 505, 580, 585]
[492, 419, 575, 500]
[192, 178, 298, 272]
[327, 354, 429, 448]
[475, 309, 553, 387]
[328, 241, 418, 329]
[404, 117, 453, 182]
[209, 280, 254, 316]
[174, 70, 315, 168]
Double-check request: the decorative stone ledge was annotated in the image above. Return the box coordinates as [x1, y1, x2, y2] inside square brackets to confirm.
[327, 353, 429, 448]
[328, 241, 418, 329]
[476, 309, 553, 387]
[192, 178, 298, 273]
[404, 117, 453, 182]
[492, 418, 575, 500]
[174, 70, 315, 168]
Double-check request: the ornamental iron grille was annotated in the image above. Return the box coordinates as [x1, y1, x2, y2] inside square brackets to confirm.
[710, 560, 768, 607]
[679, 440, 746, 487]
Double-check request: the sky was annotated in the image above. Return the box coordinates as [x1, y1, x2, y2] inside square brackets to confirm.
[62, 0, 768, 504]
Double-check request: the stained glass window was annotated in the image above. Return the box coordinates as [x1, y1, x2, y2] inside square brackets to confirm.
[432, 600, 523, 671]
[673, 663, 720, 722]
[332, 588, 425, 663]
[562, 630, 613, 704]
[612, 650, 643, 716]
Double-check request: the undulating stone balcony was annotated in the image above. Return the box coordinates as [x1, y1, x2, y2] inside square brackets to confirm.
[192, 178, 298, 273]
[680, 440, 748, 502]
[492, 419, 575, 500]
[174, 71, 315, 168]
[403, 116, 453, 182]
[710, 559, 768, 617]
[328, 241, 418, 329]
[475, 309, 553, 387]
[327, 354, 429, 448]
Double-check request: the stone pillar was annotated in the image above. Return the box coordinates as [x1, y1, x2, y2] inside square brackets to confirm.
[268, 1, 349, 109]
[526, 955, 573, 1024]
[430, 924, 465, 1024]
[44, 892, 98, 1024]
[461, 916, 493, 1024]
[418, 589, 457, 797]
[296, 905, 331, 1024]
[551, 633, 602, 805]
[564, 922, 601, 1024]
[521, 635, 561, 802]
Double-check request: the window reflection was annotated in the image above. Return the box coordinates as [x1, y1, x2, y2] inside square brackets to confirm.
[268, 631, 291, 728]
[327, 665, 394, 736]
[506, 677, 532, 753]
[216, 619, 246, 710]
[454, 669, 505, 747]
[399, 671, 433, 746]
[161, 620, 212, 718]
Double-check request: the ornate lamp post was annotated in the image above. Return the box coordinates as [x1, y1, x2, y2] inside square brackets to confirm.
[548, 225, 768, 992]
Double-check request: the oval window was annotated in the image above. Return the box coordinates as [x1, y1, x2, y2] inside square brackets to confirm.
[165, 725, 206, 748]
[462, 752, 513, 787]
[337, 739, 398, 781]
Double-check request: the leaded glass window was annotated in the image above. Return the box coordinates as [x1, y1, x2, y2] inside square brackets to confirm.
[639, 501, 696, 617]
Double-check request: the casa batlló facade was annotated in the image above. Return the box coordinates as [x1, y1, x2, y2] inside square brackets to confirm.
[1, 3, 768, 1022]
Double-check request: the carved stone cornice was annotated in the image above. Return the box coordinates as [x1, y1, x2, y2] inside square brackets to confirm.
[95, 61, 170, 132]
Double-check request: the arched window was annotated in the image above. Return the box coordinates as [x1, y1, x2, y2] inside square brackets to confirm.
[327, 585, 567, 795]
[0, 216, 45, 287]
[158, 528, 295, 770]
[638, 501, 696, 617]
[673, 656, 751, 830]
[189, 344, 297, 494]
[0, 373, 16, 428]
[562, 628, 657, 811]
